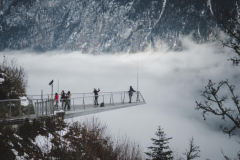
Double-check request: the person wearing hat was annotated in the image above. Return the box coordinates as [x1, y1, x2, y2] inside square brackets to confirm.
[93, 88, 100, 105]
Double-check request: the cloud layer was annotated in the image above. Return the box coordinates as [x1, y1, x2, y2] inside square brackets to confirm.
[1, 38, 240, 159]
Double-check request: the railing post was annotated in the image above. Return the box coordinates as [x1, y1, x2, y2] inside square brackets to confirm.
[37, 101, 39, 117]
[45, 100, 47, 115]
[48, 100, 49, 115]
[51, 99, 54, 114]
[49, 99, 51, 114]
[112, 93, 114, 106]
[34, 102, 36, 115]
[53, 99, 54, 114]
[28, 100, 30, 118]
[136, 91, 140, 102]
[36, 100, 38, 118]
[50, 99, 52, 114]
[73, 98, 75, 111]
[19, 100, 21, 118]
[121, 93, 122, 104]
[83, 93, 85, 109]
[110, 94, 112, 105]
[42, 99, 44, 116]
[38, 100, 39, 117]
[9, 102, 12, 118]
[50, 99, 54, 114]
[139, 92, 146, 103]
[123, 92, 125, 104]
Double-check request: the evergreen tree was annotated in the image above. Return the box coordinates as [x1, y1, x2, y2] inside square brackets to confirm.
[0, 56, 28, 99]
[183, 137, 200, 160]
[145, 126, 173, 160]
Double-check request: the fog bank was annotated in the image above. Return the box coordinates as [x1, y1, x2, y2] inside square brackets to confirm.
[1, 38, 240, 159]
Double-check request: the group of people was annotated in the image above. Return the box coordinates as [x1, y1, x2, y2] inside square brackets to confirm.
[53, 86, 136, 110]
[93, 86, 135, 105]
[93, 86, 136, 104]
[54, 90, 71, 110]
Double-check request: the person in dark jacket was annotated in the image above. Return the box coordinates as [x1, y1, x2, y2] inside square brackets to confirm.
[65, 91, 71, 110]
[93, 88, 100, 105]
[61, 90, 66, 110]
[128, 86, 135, 103]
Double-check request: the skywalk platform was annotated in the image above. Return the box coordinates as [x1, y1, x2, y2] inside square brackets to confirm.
[62, 102, 146, 119]
[0, 91, 146, 123]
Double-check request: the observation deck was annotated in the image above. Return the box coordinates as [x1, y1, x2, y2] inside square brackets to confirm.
[0, 91, 146, 123]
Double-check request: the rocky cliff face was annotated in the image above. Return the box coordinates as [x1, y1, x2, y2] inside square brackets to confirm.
[0, 0, 238, 53]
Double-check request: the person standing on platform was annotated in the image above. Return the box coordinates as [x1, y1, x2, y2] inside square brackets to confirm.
[54, 93, 59, 108]
[93, 88, 100, 105]
[61, 90, 66, 110]
[66, 91, 71, 110]
[128, 86, 136, 103]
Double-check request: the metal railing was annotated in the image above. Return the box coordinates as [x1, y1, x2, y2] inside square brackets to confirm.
[0, 91, 145, 120]
[0, 98, 55, 120]
[34, 99, 55, 118]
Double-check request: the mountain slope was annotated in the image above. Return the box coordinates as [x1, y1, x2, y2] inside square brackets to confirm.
[0, 0, 238, 53]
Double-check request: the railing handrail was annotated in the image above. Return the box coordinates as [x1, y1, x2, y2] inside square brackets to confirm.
[26, 91, 135, 97]
[0, 91, 141, 102]
[0, 98, 54, 102]
[0, 91, 145, 120]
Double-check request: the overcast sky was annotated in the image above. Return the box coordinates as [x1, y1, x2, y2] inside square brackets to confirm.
[1, 37, 240, 159]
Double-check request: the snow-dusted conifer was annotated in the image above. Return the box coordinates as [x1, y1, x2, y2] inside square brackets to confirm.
[145, 126, 173, 160]
[0, 56, 28, 99]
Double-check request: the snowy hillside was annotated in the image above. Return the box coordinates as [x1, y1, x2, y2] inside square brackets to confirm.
[0, 0, 238, 53]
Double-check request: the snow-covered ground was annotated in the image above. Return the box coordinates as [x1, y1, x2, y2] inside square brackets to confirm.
[1, 38, 240, 159]
[0, 77, 4, 84]
[19, 96, 29, 106]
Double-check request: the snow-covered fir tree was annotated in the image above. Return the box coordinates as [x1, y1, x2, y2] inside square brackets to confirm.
[145, 126, 173, 160]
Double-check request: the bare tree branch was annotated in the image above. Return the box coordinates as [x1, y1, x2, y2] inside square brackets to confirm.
[210, 9, 240, 65]
[196, 80, 240, 137]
